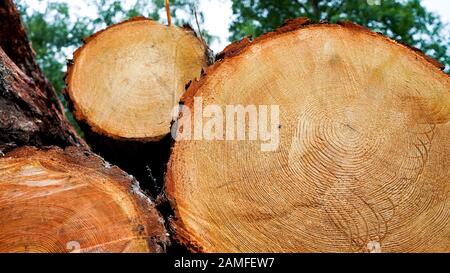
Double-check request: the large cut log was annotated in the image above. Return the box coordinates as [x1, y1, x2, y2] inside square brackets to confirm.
[0, 48, 86, 153]
[65, 17, 210, 196]
[0, 146, 168, 253]
[166, 19, 450, 252]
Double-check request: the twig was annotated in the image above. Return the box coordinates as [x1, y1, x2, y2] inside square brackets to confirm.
[145, 165, 160, 193]
[192, 4, 205, 43]
[165, 0, 171, 26]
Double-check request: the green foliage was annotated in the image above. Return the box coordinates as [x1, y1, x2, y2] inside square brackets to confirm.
[230, 0, 450, 73]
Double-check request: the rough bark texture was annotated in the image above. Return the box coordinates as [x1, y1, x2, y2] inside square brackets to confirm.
[0, 0, 61, 108]
[0, 0, 86, 153]
[166, 19, 450, 252]
[0, 146, 169, 253]
[0, 48, 85, 154]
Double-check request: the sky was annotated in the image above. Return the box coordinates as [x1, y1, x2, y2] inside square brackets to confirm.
[24, 0, 450, 53]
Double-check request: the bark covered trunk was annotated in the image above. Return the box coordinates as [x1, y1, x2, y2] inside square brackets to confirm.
[0, 0, 61, 109]
[0, 0, 86, 153]
[0, 48, 86, 153]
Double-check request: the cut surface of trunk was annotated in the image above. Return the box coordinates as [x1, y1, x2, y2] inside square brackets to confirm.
[166, 19, 450, 252]
[66, 17, 209, 141]
[0, 146, 168, 253]
[0, 48, 85, 153]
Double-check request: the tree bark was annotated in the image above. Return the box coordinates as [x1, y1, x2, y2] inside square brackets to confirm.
[65, 17, 211, 197]
[0, 48, 86, 153]
[166, 19, 450, 252]
[0, 0, 60, 108]
[0, 0, 86, 153]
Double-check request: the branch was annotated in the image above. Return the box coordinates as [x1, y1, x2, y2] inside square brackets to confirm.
[165, 0, 171, 26]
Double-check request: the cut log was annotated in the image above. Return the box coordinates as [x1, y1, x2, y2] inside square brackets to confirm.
[0, 48, 86, 153]
[0, 146, 168, 253]
[65, 17, 210, 196]
[166, 19, 450, 252]
[66, 17, 209, 141]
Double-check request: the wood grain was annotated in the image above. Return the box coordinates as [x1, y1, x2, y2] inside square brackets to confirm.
[66, 17, 209, 141]
[0, 146, 168, 253]
[166, 19, 450, 253]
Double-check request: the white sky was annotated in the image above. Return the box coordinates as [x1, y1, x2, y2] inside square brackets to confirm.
[24, 0, 450, 53]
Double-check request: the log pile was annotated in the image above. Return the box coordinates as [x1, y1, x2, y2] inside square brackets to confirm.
[0, 0, 448, 253]
[65, 17, 210, 196]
